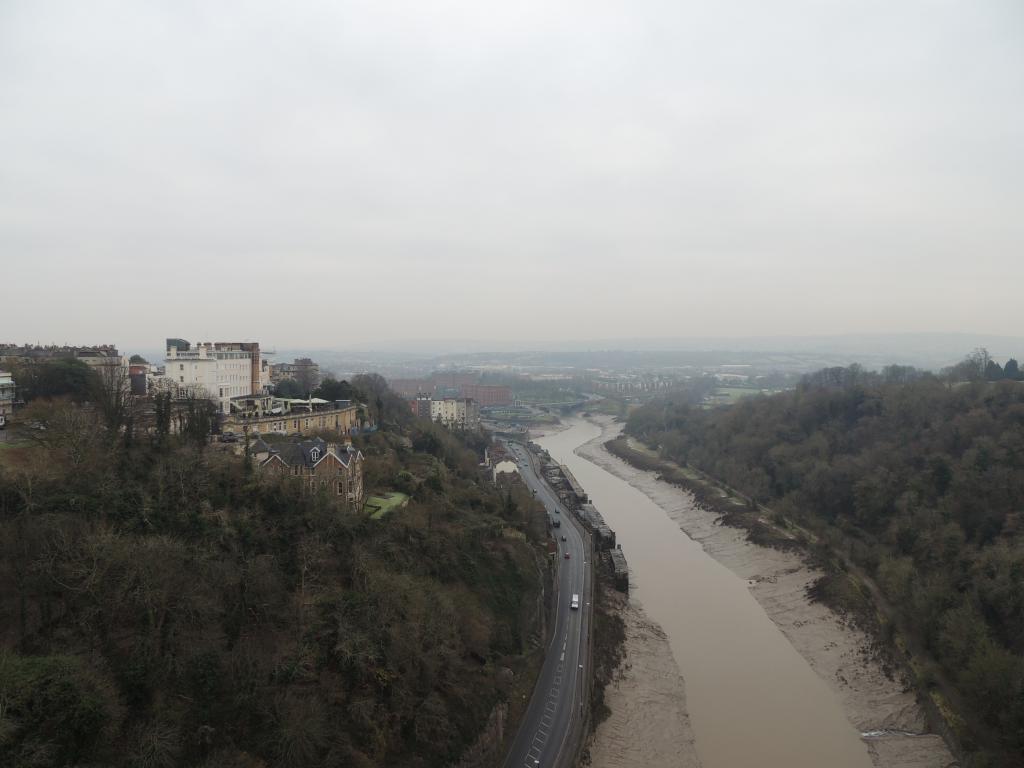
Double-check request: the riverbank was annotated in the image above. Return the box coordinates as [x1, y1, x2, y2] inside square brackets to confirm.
[585, 592, 702, 768]
[527, 419, 571, 439]
[581, 416, 957, 768]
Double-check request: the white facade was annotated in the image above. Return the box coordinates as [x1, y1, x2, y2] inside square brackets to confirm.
[492, 459, 518, 482]
[429, 398, 480, 430]
[165, 343, 255, 414]
[260, 359, 272, 392]
[0, 370, 14, 428]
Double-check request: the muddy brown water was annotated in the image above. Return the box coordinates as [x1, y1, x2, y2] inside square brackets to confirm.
[538, 418, 873, 768]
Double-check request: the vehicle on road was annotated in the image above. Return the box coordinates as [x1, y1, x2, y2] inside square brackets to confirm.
[560, 535, 566, 541]
[571, 594, 580, 610]
[564, 552, 570, 559]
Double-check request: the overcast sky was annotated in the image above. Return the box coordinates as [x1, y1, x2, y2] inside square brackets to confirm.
[2, 0, 1022, 350]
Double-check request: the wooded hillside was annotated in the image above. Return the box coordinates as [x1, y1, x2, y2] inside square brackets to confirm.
[626, 367, 1024, 765]
[0, 400, 546, 768]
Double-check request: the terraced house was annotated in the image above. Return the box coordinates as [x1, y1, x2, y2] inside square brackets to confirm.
[251, 437, 364, 510]
[224, 395, 364, 437]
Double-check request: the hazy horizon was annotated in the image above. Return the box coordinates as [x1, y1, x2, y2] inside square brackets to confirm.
[9, 331, 1024, 368]
[3, 1, 1022, 346]
[85, 331, 1020, 377]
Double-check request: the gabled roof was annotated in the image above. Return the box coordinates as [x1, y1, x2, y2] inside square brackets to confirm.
[250, 438, 272, 454]
[271, 438, 326, 467]
[255, 437, 363, 469]
[312, 442, 363, 469]
[260, 453, 289, 469]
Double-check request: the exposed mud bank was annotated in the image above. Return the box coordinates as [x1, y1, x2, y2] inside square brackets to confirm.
[585, 592, 701, 768]
[580, 416, 957, 768]
[527, 420, 571, 439]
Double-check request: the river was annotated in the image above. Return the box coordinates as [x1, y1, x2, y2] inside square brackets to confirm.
[536, 417, 875, 768]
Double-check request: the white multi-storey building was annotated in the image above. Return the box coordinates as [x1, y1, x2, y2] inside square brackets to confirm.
[429, 397, 480, 430]
[163, 339, 263, 414]
[0, 370, 14, 428]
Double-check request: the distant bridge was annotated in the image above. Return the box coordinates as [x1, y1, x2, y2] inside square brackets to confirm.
[529, 399, 589, 412]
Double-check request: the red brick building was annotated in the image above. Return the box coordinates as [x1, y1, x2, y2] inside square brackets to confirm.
[460, 384, 512, 406]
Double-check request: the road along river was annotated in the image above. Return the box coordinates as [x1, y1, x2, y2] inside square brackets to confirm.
[536, 417, 877, 768]
[502, 439, 591, 768]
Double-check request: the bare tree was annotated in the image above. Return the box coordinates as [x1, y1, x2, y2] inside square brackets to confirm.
[91, 360, 136, 434]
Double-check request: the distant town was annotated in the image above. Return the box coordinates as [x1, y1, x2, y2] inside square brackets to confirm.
[1, 337, 828, 446]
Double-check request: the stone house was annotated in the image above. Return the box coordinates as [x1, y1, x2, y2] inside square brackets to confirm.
[252, 437, 364, 510]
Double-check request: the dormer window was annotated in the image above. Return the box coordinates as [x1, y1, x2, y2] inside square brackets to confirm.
[310, 448, 321, 462]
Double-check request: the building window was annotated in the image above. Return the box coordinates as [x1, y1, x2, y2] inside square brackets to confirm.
[310, 448, 320, 462]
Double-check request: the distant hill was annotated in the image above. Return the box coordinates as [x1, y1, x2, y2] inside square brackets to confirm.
[270, 333, 1024, 374]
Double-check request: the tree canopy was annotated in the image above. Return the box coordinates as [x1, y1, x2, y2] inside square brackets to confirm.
[0, 399, 546, 767]
[273, 378, 305, 398]
[626, 366, 1024, 765]
[12, 358, 98, 402]
[313, 377, 360, 402]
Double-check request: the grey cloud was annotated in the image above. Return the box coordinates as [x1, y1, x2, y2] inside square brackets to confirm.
[1, 0, 1022, 348]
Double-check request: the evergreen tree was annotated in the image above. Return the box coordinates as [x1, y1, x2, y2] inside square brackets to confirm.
[1004, 358, 1021, 381]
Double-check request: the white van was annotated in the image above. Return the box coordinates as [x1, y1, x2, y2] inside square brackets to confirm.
[570, 594, 580, 610]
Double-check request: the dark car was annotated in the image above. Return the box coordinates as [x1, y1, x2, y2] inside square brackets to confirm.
[564, 552, 570, 559]
[560, 535, 566, 541]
